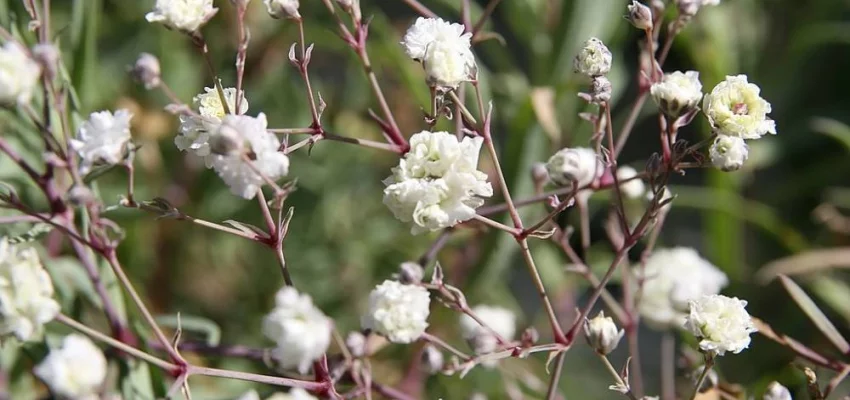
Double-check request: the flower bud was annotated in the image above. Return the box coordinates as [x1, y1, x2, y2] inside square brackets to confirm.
[627, 1, 654, 30]
[650, 71, 703, 118]
[574, 37, 612, 77]
[709, 135, 748, 172]
[345, 331, 367, 358]
[590, 76, 612, 103]
[420, 344, 444, 374]
[676, 0, 700, 17]
[264, 0, 300, 19]
[132, 53, 162, 90]
[583, 311, 624, 355]
[546, 147, 603, 188]
[763, 382, 792, 400]
[396, 261, 424, 284]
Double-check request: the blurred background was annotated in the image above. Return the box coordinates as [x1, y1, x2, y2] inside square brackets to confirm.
[2, 0, 850, 398]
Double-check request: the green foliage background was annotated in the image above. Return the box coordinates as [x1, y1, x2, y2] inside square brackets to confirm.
[2, 0, 850, 399]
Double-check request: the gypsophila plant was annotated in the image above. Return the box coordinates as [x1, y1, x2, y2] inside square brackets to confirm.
[0, 0, 846, 399]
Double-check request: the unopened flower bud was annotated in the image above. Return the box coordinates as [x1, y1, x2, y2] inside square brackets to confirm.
[32, 44, 59, 77]
[396, 261, 424, 284]
[132, 53, 161, 89]
[590, 76, 612, 103]
[763, 382, 792, 400]
[583, 311, 624, 355]
[677, 0, 701, 17]
[420, 344, 444, 374]
[627, 1, 654, 30]
[709, 135, 748, 172]
[574, 37, 612, 77]
[650, 70, 703, 118]
[345, 331, 366, 358]
[264, 0, 300, 19]
[546, 147, 603, 188]
[531, 162, 549, 185]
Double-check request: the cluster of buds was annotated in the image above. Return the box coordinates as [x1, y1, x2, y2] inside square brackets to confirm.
[574, 38, 613, 104]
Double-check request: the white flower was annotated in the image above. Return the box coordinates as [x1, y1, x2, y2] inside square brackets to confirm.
[583, 311, 624, 355]
[0, 42, 41, 105]
[263, 287, 332, 374]
[703, 75, 776, 139]
[265, 0, 300, 19]
[763, 382, 792, 400]
[176, 87, 249, 159]
[266, 389, 318, 400]
[616, 166, 645, 199]
[574, 37, 612, 77]
[459, 305, 516, 359]
[709, 135, 748, 172]
[361, 280, 430, 343]
[34, 334, 107, 399]
[546, 147, 603, 189]
[0, 238, 60, 341]
[208, 113, 289, 199]
[626, 1, 653, 30]
[71, 109, 133, 173]
[237, 390, 261, 400]
[684, 294, 757, 356]
[401, 17, 476, 88]
[383, 131, 492, 234]
[636, 247, 728, 329]
[146, 0, 217, 32]
[650, 71, 703, 118]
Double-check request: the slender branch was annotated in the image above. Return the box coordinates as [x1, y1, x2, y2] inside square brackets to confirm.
[598, 352, 639, 400]
[472, 214, 519, 235]
[401, 0, 437, 17]
[472, 0, 503, 38]
[688, 356, 714, 400]
[234, 1, 249, 113]
[421, 332, 470, 361]
[545, 352, 566, 400]
[661, 331, 676, 400]
[188, 365, 328, 391]
[296, 19, 322, 128]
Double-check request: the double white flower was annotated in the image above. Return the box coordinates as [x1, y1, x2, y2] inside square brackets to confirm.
[0, 238, 60, 341]
[71, 109, 133, 173]
[383, 131, 492, 234]
[262, 287, 332, 374]
[650, 70, 703, 118]
[684, 294, 757, 356]
[703, 75, 776, 139]
[146, 0, 217, 33]
[709, 135, 748, 172]
[34, 334, 107, 399]
[177, 87, 249, 160]
[361, 280, 430, 343]
[401, 18, 477, 88]
[0, 42, 41, 106]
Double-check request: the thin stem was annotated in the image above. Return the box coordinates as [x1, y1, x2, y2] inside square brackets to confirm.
[354, 41, 407, 150]
[598, 352, 639, 400]
[192, 33, 231, 115]
[567, 245, 634, 342]
[401, 0, 437, 17]
[521, 186, 577, 237]
[323, 132, 404, 153]
[519, 238, 566, 341]
[421, 332, 470, 361]
[448, 90, 478, 126]
[661, 331, 676, 400]
[188, 365, 328, 391]
[275, 245, 294, 287]
[417, 228, 452, 266]
[234, 2, 248, 113]
[577, 197, 591, 254]
[296, 19, 322, 128]
[257, 190, 277, 235]
[688, 356, 714, 400]
[472, 0, 504, 38]
[269, 127, 317, 134]
[472, 214, 520, 235]
[545, 352, 566, 400]
[68, 237, 126, 338]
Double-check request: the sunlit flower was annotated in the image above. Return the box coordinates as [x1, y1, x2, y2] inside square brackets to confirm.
[71, 109, 133, 173]
[264, 0, 300, 19]
[684, 294, 757, 356]
[362, 280, 430, 343]
[650, 71, 703, 118]
[34, 334, 107, 400]
[176, 87, 248, 159]
[401, 17, 476, 88]
[584, 311, 624, 355]
[0, 42, 41, 105]
[146, 0, 217, 32]
[263, 287, 332, 374]
[703, 75, 776, 139]
[616, 166, 645, 199]
[709, 135, 748, 172]
[546, 147, 603, 189]
[574, 37, 612, 77]
[459, 305, 516, 361]
[0, 238, 60, 341]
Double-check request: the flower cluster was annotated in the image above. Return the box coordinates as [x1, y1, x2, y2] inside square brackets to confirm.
[401, 17, 477, 88]
[684, 294, 757, 356]
[383, 131, 492, 234]
[71, 109, 133, 173]
[0, 42, 41, 105]
[262, 287, 332, 374]
[636, 247, 728, 329]
[361, 280, 430, 343]
[176, 87, 249, 160]
[146, 0, 218, 32]
[459, 305, 516, 361]
[0, 238, 60, 342]
[574, 38, 612, 77]
[34, 334, 107, 399]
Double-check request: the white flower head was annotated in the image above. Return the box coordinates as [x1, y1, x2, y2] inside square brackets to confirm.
[237, 390, 261, 400]
[266, 389, 318, 400]
[71, 109, 133, 173]
[361, 280, 430, 343]
[176, 87, 249, 158]
[401, 17, 476, 88]
[616, 166, 645, 199]
[208, 113, 289, 199]
[34, 334, 107, 399]
[263, 287, 332, 374]
[459, 305, 516, 359]
[383, 131, 492, 234]
[584, 311, 624, 355]
[0, 239, 60, 341]
[574, 37, 612, 77]
[546, 147, 603, 189]
[0, 42, 41, 105]
[709, 135, 748, 172]
[703, 75, 776, 139]
[763, 382, 792, 400]
[146, 0, 218, 32]
[265, 0, 301, 19]
[684, 294, 757, 356]
[637, 247, 728, 330]
[650, 71, 703, 118]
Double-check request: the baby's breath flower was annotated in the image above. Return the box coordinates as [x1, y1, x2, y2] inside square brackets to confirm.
[208, 113, 290, 199]
[709, 135, 748, 171]
[263, 287, 332, 374]
[71, 109, 133, 174]
[401, 18, 476, 88]
[0, 239, 60, 341]
[636, 247, 728, 330]
[146, 0, 218, 33]
[264, 0, 301, 19]
[684, 294, 757, 356]
[763, 382, 792, 400]
[546, 147, 603, 189]
[650, 71, 703, 118]
[584, 311, 624, 355]
[616, 166, 645, 199]
[132, 53, 161, 89]
[574, 38, 612, 77]
[703, 75, 776, 139]
[0, 42, 41, 105]
[361, 280, 430, 343]
[459, 305, 516, 362]
[34, 334, 107, 399]
[176, 87, 249, 159]
[627, 1, 654, 30]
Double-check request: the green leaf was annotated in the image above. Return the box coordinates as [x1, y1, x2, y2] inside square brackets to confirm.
[811, 117, 850, 152]
[120, 358, 156, 400]
[155, 314, 222, 346]
[779, 275, 850, 355]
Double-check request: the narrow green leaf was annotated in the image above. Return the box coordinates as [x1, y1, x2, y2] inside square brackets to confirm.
[811, 117, 850, 152]
[779, 275, 850, 355]
[120, 359, 155, 400]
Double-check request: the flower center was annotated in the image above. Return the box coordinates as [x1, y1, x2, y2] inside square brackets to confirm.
[732, 102, 748, 115]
